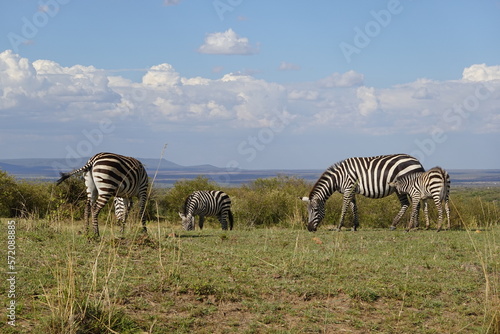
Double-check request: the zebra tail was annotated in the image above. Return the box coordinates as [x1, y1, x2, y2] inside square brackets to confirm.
[56, 172, 71, 185]
[55, 161, 93, 185]
[438, 170, 448, 203]
[228, 210, 234, 230]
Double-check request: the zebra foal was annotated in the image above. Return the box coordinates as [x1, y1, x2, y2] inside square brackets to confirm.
[179, 190, 234, 231]
[389, 166, 451, 231]
[301, 154, 425, 231]
[56, 152, 149, 237]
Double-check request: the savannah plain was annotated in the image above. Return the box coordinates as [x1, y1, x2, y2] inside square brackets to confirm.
[1, 172, 499, 333]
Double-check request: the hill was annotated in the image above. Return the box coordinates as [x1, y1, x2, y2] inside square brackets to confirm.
[0, 158, 499, 187]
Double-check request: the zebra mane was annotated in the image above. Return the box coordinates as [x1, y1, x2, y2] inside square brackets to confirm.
[308, 161, 343, 199]
[182, 193, 193, 216]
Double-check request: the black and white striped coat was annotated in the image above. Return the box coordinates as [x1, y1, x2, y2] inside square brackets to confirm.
[113, 197, 132, 228]
[302, 154, 425, 231]
[57, 152, 149, 236]
[179, 190, 233, 231]
[389, 166, 451, 231]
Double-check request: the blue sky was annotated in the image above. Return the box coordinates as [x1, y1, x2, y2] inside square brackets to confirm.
[1, 0, 500, 172]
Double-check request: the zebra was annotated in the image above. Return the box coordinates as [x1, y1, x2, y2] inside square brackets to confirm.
[301, 154, 425, 231]
[389, 166, 451, 232]
[179, 190, 234, 231]
[57, 152, 149, 237]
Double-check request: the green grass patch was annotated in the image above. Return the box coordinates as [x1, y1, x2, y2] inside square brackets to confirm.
[2, 215, 499, 333]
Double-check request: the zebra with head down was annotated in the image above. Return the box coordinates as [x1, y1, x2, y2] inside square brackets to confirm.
[179, 190, 234, 231]
[301, 154, 426, 231]
[389, 166, 451, 231]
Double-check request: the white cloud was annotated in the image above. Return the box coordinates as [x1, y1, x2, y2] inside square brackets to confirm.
[462, 64, 500, 82]
[288, 90, 319, 100]
[197, 29, 258, 55]
[412, 87, 437, 100]
[142, 63, 181, 87]
[278, 61, 300, 71]
[1, 51, 499, 150]
[0, 50, 117, 116]
[357, 86, 380, 116]
[317, 70, 364, 88]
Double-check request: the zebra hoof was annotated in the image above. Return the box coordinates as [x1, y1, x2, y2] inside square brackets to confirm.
[389, 226, 396, 231]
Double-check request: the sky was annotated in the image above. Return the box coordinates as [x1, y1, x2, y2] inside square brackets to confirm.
[1, 0, 500, 172]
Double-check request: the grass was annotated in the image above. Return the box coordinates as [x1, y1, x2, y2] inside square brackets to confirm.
[3, 208, 499, 333]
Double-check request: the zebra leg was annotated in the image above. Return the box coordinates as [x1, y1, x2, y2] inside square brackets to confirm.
[445, 200, 451, 230]
[337, 200, 348, 231]
[84, 171, 97, 234]
[391, 193, 410, 230]
[199, 215, 204, 230]
[84, 198, 92, 234]
[349, 196, 359, 231]
[422, 200, 430, 229]
[337, 192, 353, 231]
[406, 198, 420, 231]
[414, 201, 421, 229]
[228, 210, 234, 230]
[92, 194, 112, 237]
[119, 198, 130, 234]
[434, 197, 444, 232]
[219, 213, 228, 230]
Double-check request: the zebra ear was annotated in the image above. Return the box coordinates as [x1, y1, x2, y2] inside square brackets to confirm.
[300, 197, 310, 203]
[388, 181, 397, 187]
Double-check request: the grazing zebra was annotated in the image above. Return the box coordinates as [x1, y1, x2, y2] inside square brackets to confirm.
[389, 166, 451, 232]
[57, 152, 149, 237]
[301, 154, 425, 231]
[179, 190, 234, 231]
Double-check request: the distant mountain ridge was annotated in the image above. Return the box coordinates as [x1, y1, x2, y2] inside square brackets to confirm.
[0, 157, 238, 185]
[1, 158, 499, 187]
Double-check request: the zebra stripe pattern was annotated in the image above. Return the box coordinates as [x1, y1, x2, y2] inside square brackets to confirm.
[302, 154, 425, 231]
[179, 190, 234, 231]
[57, 152, 149, 237]
[390, 166, 451, 231]
[113, 197, 132, 229]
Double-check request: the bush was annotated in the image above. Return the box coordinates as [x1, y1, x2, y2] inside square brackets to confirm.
[0, 170, 18, 217]
[233, 175, 310, 228]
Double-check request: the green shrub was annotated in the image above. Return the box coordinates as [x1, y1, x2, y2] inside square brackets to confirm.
[233, 175, 310, 228]
[0, 170, 18, 217]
